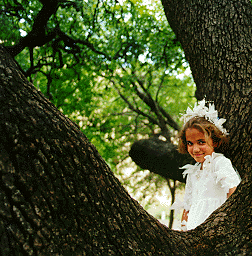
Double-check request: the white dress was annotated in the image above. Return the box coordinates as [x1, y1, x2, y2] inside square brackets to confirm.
[171, 152, 241, 230]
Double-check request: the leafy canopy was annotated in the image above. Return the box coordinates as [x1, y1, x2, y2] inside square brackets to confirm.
[1, 0, 195, 208]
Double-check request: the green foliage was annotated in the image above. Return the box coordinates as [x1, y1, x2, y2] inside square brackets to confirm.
[1, 0, 42, 45]
[1, 0, 195, 207]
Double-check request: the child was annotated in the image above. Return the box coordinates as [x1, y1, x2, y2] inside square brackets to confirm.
[171, 99, 241, 231]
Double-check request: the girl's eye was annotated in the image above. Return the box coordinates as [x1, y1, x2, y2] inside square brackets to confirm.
[186, 141, 193, 146]
[198, 140, 206, 145]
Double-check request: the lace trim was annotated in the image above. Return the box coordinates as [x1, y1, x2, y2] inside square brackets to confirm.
[181, 163, 201, 178]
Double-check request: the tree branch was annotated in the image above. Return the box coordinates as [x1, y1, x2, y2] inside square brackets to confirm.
[129, 137, 194, 182]
[131, 76, 180, 132]
[6, 1, 59, 57]
[112, 81, 160, 125]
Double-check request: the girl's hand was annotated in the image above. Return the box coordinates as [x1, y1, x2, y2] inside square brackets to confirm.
[181, 220, 187, 231]
[181, 209, 189, 231]
[227, 187, 237, 198]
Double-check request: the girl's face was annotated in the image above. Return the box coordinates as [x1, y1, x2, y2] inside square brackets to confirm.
[185, 128, 215, 164]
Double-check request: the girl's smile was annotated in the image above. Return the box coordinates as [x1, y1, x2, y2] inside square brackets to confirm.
[185, 128, 215, 165]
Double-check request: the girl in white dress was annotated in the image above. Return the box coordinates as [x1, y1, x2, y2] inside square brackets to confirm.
[171, 100, 241, 231]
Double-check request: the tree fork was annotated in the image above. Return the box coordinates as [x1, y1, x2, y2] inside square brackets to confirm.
[0, 37, 251, 254]
[0, 44, 184, 255]
[1, 0, 252, 251]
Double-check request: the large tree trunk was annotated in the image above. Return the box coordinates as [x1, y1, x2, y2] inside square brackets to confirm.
[0, 45, 176, 255]
[161, 0, 252, 179]
[0, 43, 251, 255]
[0, 0, 252, 254]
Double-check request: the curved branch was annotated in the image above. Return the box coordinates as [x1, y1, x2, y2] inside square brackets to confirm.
[129, 137, 194, 182]
[129, 79, 171, 138]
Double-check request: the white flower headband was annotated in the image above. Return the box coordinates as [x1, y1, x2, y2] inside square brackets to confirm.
[182, 99, 228, 135]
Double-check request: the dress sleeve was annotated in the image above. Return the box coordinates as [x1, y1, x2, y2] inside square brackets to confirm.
[214, 157, 241, 194]
[170, 164, 196, 212]
[183, 174, 193, 211]
[170, 174, 192, 212]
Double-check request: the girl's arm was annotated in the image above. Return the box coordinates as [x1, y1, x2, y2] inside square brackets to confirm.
[227, 187, 237, 198]
[182, 209, 189, 222]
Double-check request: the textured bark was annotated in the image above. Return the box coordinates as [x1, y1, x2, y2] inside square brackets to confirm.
[0, 45, 174, 255]
[0, 42, 251, 255]
[161, 0, 252, 179]
[0, 0, 252, 254]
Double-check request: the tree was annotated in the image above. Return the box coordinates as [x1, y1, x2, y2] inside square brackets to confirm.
[161, 0, 252, 178]
[1, 1, 252, 256]
[1, 0, 195, 226]
[0, 44, 179, 255]
[1, 0, 192, 163]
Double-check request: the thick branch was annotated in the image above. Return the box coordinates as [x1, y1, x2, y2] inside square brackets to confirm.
[129, 137, 194, 183]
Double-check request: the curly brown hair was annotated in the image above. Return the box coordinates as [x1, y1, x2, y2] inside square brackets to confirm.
[178, 116, 229, 154]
